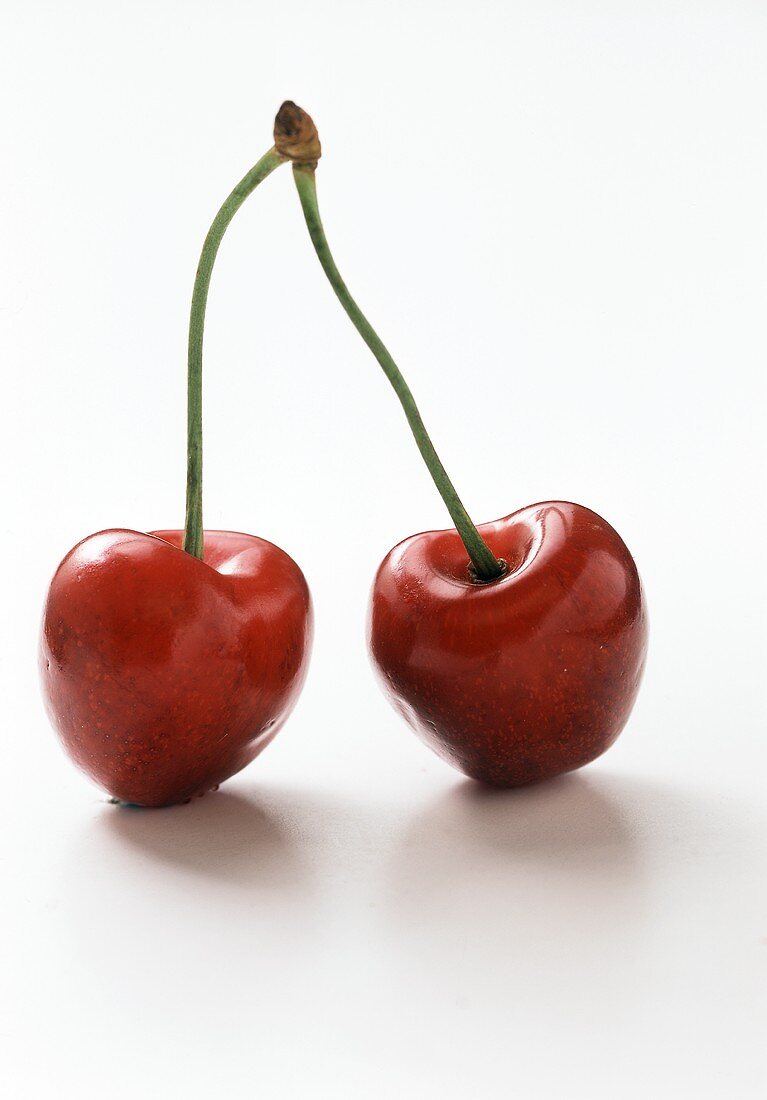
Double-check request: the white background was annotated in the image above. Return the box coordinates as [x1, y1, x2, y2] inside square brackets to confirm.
[1, 2, 765, 1096]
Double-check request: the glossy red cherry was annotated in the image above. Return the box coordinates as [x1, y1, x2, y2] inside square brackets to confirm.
[37, 109, 327, 804]
[41, 529, 312, 807]
[369, 501, 647, 786]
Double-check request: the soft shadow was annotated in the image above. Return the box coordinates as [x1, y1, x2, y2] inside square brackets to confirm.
[392, 769, 642, 877]
[98, 786, 307, 890]
[370, 772, 656, 1027]
[59, 785, 328, 1011]
[382, 771, 662, 981]
[459, 769, 641, 860]
[380, 770, 748, 1014]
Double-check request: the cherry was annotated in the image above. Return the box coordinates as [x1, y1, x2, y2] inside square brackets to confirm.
[289, 106, 647, 784]
[369, 502, 646, 785]
[42, 529, 311, 807]
[40, 105, 319, 805]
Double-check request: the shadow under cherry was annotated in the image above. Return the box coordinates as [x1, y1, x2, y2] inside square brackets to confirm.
[101, 787, 305, 888]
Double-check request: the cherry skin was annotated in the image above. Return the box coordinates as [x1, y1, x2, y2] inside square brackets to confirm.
[369, 501, 647, 786]
[41, 529, 312, 807]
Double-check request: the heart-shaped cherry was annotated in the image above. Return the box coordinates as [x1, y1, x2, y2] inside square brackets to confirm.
[289, 107, 647, 784]
[42, 529, 311, 806]
[369, 502, 646, 785]
[40, 105, 319, 805]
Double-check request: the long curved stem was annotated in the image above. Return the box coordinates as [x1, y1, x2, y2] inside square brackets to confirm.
[184, 148, 285, 558]
[291, 165, 504, 582]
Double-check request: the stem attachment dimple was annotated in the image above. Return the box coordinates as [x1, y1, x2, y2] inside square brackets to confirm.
[290, 164, 505, 582]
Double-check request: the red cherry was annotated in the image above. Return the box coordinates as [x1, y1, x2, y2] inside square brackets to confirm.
[369, 501, 647, 786]
[40, 529, 312, 807]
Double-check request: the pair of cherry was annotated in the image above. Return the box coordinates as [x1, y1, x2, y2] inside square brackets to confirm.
[40, 104, 647, 808]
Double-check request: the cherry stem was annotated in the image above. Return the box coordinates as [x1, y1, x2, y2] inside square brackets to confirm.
[291, 165, 505, 582]
[184, 148, 286, 558]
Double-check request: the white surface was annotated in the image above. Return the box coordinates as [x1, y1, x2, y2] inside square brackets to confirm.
[1, 2, 765, 1096]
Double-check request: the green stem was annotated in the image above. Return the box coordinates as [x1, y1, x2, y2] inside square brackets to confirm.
[291, 165, 505, 582]
[184, 148, 285, 558]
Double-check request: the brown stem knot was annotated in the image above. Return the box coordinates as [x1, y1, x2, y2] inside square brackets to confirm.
[274, 101, 321, 168]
